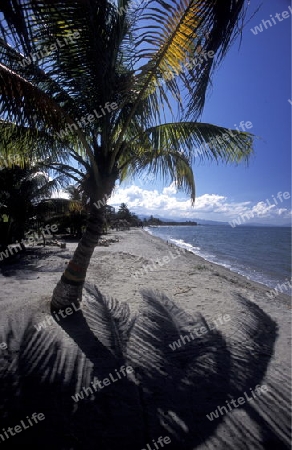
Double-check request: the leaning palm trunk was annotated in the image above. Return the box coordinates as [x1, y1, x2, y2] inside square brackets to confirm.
[51, 203, 105, 309]
[51, 163, 119, 309]
[51, 167, 118, 310]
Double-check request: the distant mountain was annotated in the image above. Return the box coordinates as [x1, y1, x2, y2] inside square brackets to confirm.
[138, 214, 291, 228]
[138, 214, 229, 226]
[193, 219, 229, 226]
[239, 221, 291, 228]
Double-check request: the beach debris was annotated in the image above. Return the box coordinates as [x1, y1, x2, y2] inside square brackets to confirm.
[98, 236, 119, 246]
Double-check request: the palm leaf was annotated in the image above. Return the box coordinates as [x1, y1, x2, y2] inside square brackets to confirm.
[120, 145, 196, 201]
[0, 62, 68, 130]
[113, 0, 248, 151]
[143, 122, 254, 163]
[118, 121, 253, 201]
[0, 120, 69, 164]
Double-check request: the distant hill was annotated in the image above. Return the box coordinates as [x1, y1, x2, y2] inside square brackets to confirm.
[239, 221, 291, 228]
[139, 214, 229, 226]
[159, 220, 197, 226]
[138, 214, 291, 228]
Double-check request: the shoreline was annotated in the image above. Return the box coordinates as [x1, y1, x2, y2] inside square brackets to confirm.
[141, 228, 291, 306]
[144, 225, 292, 297]
[0, 228, 290, 308]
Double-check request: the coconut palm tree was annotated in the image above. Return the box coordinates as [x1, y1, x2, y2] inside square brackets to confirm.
[117, 203, 131, 220]
[0, 0, 254, 308]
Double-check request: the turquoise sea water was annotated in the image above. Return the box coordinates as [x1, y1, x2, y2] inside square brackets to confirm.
[145, 225, 292, 295]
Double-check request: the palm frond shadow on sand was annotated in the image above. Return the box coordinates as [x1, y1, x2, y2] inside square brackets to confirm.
[0, 285, 288, 450]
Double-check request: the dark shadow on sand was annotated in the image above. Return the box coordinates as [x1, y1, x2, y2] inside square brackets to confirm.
[0, 286, 289, 450]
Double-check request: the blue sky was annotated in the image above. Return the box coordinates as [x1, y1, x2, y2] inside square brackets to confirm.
[108, 0, 291, 225]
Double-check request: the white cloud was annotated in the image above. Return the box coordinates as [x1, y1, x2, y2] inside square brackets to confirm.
[108, 184, 291, 224]
[50, 184, 291, 225]
[162, 182, 177, 196]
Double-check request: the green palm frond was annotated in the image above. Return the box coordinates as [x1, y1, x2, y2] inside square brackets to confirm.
[0, 2, 114, 141]
[119, 143, 196, 201]
[0, 64, 95, 160]
[0, 120, 69, 166]
[0, 117, 96, 183]
[0, 62, 67, 130]
[118, 121, 253, 202]
[114, 0, 248, 149]
[143, 122, 254, 163]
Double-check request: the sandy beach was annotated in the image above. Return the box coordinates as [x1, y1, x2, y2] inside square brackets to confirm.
[0, 229, 291, 449]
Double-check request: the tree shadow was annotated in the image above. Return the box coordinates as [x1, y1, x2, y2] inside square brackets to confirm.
[0, 247, 72, 278]
[0, 286, 288, 449]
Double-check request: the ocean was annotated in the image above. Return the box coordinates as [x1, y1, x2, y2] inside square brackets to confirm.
[145, 225, 292, 295]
